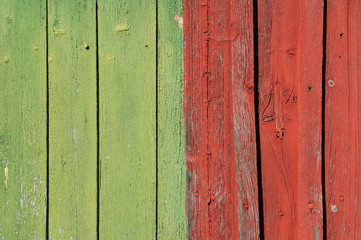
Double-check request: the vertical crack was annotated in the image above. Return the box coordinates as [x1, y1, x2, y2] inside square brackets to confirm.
[155, 0, 159, 238]
[252, 0, 265, 239]
[45, 0, 50, 238]
[321, 0, 328, 239]
[95, 1, 100, 239]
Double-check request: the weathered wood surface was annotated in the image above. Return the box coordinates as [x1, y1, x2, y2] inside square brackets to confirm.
[184, 0, 259, 239]
[257, 0, 324, 239]
[98, 1, 157, 239]
[48, 0, 98, 238]
[0, 1, 47, 238]
[4, 0, 361, 239]
[157, 0, 186, 239]
[325, 0, 361, 238]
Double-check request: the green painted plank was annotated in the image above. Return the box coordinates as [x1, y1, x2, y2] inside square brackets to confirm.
[98, 1, 157, 239]
[157, 1, 186, 239]
[48, 0, 97, 239]
[0, 1, 47, 239]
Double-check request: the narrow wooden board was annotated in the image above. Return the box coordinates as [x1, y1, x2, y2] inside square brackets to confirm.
[257, 0, 324, 239]
[157, 0, 186, 239]
[98, 1, 157, 239]
[230, 1, 259, 238]
[0, 1, 47, 238]
[184, 0, 258, 238]
[48, 0, 97, 238]
[325, 0, 361, 238]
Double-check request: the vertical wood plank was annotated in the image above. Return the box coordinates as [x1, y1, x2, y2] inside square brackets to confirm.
[231, 1, 259, 238]
[325, 0, 361, 238]
[48, 0, 97, 238]
[98, 1, 157, 239]
[257, 0, 324, 239]
[183, 1, 208, 237]
[0, 1, 47, 238]
[157, 0, 186, 239]
[184, 0, 258, 239]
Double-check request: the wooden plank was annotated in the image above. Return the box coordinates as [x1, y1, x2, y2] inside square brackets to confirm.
[157, 0, 186, 239]
[0, 1, 47, 238]
[325, 0, 361, 238]
[184, 0, 258, 238]
[231, 1, 259, 238]
[257, 0, 324, 239]
[48, 0, 97, 238]
[98, 1, 157, 239]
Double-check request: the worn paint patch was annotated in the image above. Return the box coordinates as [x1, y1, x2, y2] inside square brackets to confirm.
[186, 169, 192, 239]
[174, 14, 183, 29]
[4, 166, 8, 191]
[330, 204, 338, 213]
[54, 29, 67, 37]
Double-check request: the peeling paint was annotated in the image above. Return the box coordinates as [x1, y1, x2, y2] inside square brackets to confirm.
[330, 204, 338, 213]
[174, 14, 183, 29]
[4, 166, 8, 191]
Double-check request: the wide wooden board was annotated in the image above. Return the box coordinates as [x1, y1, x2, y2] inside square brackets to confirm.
[325, 0, 361, 238]
[184, 1, 259, 238]
[257, 0, 324, 238]
[0, 1, 47, 238]
[48, 0, 97, 238]
[98, 1, 157, 239]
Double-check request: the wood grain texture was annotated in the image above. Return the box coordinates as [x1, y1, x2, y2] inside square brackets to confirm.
[257, 0, 324, 239]
[98, 1, 157, 239]
[325, 0, 361, 238]
[157, 0, 186, 239]
[184, 0, 258, 239]
[0, 1, 47, 238]
[231, 1, 259, 239]
[48, 0, 97, 238]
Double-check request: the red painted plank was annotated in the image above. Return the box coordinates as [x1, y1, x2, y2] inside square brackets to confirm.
[257, 0, 324, 239]
[231, 1, 259, 239]
[325, 1, 361, 238]
[184, 1, 258, 239]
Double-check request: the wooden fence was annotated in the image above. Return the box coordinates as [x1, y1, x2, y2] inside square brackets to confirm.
[0, 0, 359, 239]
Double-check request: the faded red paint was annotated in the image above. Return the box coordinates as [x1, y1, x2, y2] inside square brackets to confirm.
[184, 0, 258, 239]
[325, 0, 361, 238]
[258, 0, 324, 239]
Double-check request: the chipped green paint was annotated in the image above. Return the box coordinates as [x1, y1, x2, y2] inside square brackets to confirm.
[0, 0, 47, 238]
[157, 0, 186, 239]
[98, 1, 157, 239]
[48, 0, 97, 238]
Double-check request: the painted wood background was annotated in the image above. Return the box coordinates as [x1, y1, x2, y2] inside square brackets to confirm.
[0, 0, 360, 239]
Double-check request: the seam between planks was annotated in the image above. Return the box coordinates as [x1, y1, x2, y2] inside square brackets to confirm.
[95, 1, 100, 239]
[156, 0, 159, 239]
[321, 0, 327, 238]
[252, 0, 264, 239]
[45, 0, 50, 238]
